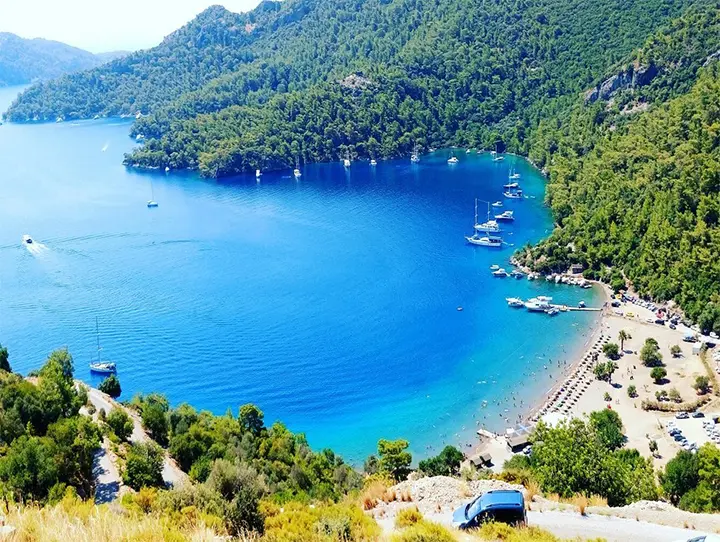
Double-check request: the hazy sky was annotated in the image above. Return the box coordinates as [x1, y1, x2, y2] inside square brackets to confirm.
[1, 0, 262, 53]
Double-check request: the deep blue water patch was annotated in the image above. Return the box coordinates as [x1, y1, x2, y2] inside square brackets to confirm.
[0, 87, 600, 463]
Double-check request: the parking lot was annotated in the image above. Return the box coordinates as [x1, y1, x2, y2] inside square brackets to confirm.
[663, 413, 720, 452]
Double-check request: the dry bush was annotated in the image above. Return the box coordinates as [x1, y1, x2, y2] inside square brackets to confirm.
[524, 480, 541, 503]
[394, 507, 423, 529]
[571, 494, 589, 516]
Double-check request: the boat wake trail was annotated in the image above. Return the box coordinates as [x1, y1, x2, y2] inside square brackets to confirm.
[25, 241, 48, 256]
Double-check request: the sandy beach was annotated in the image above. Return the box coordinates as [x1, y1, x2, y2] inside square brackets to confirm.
[473, 281, 720, 470]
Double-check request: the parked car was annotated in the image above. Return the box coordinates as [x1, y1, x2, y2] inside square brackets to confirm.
[673, 535, 720, 542]
[452, 490, 527, 529]
[676, 412, 690, 419]
[670, 323, 677, 330]
[692, 412, 705, 418]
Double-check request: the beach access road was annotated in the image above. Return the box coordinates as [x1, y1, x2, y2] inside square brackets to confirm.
[85, 386, 189, 490]
[525, 510, 706, 542]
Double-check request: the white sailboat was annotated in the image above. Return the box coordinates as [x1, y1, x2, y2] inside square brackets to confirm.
[294, 157, 302, 178]
[343, 151, 351, 168]
[474, 201, 501, 232]
[448, 154, 459, 164]
[89, 317, 116, 374]
[370, 159, 377, 166]
[411, 144, 420, 163]
[256, 168, 262, 179]
[492, 143, 504, 162]
[466, 199, 502, 247]
[509, 168, 521, 180]
[147, 179, 158, 208]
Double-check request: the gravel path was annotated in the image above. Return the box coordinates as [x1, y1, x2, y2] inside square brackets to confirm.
[86, 387, 189, 492]
[528, 510, 706, 542]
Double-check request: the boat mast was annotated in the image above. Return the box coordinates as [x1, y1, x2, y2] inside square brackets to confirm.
[95, 316, 101, 360]
[474, 198, 478, 226]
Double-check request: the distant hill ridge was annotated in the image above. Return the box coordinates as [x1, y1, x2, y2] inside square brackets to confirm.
[0, 32, 126, 87]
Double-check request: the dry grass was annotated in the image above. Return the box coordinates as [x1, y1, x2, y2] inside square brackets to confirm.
[360, 476, 397, 510]
[524, 480, 541, 504]
[4, 497, 221, 542]
[571, 495, 588, 516]
[587, 495, 608, 507]
[699, 351, 720, 397]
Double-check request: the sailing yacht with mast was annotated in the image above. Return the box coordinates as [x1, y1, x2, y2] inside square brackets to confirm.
[294, 157, 302, 178]
[466, 199, 502, 247]
[89, 317, 116, 374]
[411, 144, 420, 163]
[147, 179, 158, 208]
[343, 151, 351, 168]
[474, 201, 501, 232]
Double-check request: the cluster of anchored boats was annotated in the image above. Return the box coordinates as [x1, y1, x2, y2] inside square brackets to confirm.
[506, 295, 560, 316]
[465, 167, 522, 247]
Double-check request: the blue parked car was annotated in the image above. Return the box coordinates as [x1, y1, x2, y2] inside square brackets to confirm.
[452, 490, 526, 529]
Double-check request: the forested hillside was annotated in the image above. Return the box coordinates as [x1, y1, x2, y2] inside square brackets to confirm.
[0, 33, 112, 87]
[515, 4, 720, 333]
[6, 0, 703, 171]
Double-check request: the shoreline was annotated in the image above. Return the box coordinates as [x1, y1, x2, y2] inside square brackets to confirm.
[526, 282, 611, 423]
[469, 282, 610, 462]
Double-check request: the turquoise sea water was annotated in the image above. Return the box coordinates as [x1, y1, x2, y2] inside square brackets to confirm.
[0, 86, 600, 463]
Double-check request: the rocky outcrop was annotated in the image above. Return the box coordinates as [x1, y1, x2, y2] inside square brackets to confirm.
[703, 48, 720, 67]
[584, 63, 657, 104]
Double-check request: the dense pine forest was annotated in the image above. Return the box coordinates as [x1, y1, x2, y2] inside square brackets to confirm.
[516, 3, 720, 333]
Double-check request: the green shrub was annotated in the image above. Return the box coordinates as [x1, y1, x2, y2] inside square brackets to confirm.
[395, 507, 423, 528]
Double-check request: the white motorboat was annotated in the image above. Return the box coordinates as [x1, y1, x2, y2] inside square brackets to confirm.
[466, 234, 502, 247]
[294, 168, 302, 178]
[448, 156, 459, 164]
[504, 182, 519, 189]
[492, 268, 508, 277]
[22, 234, 33, 245]
[506, 297, 524, 307]
[504, 189, 523, 199]
[525, 297, 551, 311]
[475, 220, 500, 233]
[509, 169, 521, 180]
[370, 159, 377, 166]
[147, 200, 158, 208]
[492, 201, 503, 207]
[256, 169, 262, 178]
[490, 264, 500, 271]
[546, 308, 559, 316]
[343, 151, 351, 168]
[495, 210, 515, 221]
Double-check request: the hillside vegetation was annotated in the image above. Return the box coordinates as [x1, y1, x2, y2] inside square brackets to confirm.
[516, 3, 720, 332]
[6, 0, 703, 171]
[0, 33, 116, 87]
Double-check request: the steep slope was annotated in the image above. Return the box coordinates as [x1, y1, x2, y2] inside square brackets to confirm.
[7, 0, 702, 165]
[3, 5, 264, 120]
[124, 0, 705, 175]
[516, 4, 720, 332]
[0, 33, 103, 87]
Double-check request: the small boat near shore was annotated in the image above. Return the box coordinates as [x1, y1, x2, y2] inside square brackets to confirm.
[495, 210, 514, 221]
[492, 268, 508, 277]
[89, 317, 117, 374]
[506, 297, 524, 307]
[448, 155, 459, 164]
[490, 264, 500, 271]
